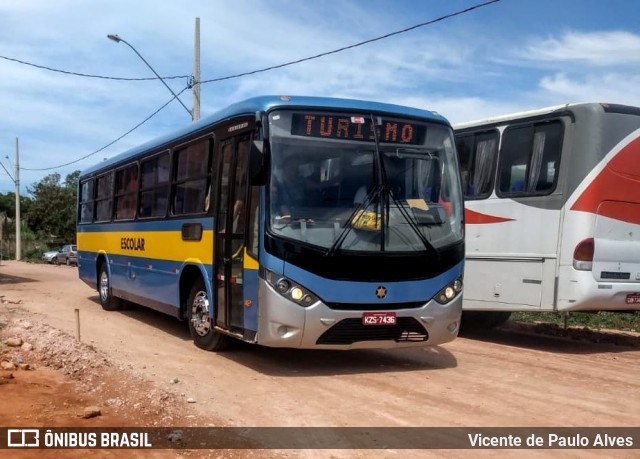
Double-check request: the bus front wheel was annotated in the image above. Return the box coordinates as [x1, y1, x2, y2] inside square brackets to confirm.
[187, 279, 231, 351]
[98, 263, 122, 311]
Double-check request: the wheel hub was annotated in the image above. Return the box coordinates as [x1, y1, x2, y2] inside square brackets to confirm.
[99, 271, 109, 303]
[191, 290, 211, 336]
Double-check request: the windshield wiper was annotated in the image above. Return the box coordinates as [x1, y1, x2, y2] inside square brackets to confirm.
[388, 190, 440, 258]
[325, 115, 439, 257]
[325, 184, 381, 257]
[326, 114, 386, 257]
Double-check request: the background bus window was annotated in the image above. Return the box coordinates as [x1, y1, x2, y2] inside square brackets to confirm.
[498, 122, 562, 196]
[498, 125, 529, 194]
[139, 153, 170, 218]
[94, 172, 113, 222]
[79, 179, 94, 223]
[114, 164, 138, 221]
[455, 130, 498, 199]
[529, 123, 562, 192]
[173, 140, 211, 215]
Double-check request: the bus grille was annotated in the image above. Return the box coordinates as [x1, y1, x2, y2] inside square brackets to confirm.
[325, 301, 425, 311]
[316, 318, 428, 345]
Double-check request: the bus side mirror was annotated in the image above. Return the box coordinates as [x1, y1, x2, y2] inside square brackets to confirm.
[249, 140, 268, 186]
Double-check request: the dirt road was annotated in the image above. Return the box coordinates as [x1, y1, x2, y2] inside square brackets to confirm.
[1, 260, 639, 458]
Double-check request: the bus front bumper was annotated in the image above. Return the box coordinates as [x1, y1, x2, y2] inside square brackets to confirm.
[256, 284, 462, 350]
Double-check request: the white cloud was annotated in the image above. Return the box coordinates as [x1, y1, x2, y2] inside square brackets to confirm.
[539, 72, 640, 106]
[1, 2, 640, 193]
[523, 30, 640, 66]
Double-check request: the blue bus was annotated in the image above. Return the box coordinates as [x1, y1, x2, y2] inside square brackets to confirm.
[77, 95, 464, 350]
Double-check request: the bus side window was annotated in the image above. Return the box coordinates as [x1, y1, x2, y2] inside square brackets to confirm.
[139, 152, 170, 218]
[499, 121, 562, 196]
[529, 123, 562, 193]
[455, 134, 473, 196]
[455, 130, 498, 199]
[499, 125, 530, 195]
[114, 164, 138, 221]
[79, 179, 94, 223]
[173, 139, 211, 215]
[95, 172, 114, 222]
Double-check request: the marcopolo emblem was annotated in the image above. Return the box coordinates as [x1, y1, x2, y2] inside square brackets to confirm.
[376, 286, 387, 299]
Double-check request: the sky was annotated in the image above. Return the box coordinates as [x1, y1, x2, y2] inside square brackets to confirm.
[1, 0, 639, 194]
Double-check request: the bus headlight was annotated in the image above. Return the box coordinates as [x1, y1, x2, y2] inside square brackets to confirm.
[290, 287, 304, 301]
[435, 277, 463, 305]
[264, 269, 319, 307]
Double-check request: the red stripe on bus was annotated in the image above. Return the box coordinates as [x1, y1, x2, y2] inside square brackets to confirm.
[465, 208, 515, 224]
[571, 136, 640, 225]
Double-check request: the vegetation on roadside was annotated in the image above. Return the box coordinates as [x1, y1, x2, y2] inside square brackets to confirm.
[0, 171, 79, 259]
[23, 247, 55, 263]
[512, 311, 640, 332]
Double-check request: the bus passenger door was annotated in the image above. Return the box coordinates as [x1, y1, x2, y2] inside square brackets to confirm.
[214, 134, 251, 333]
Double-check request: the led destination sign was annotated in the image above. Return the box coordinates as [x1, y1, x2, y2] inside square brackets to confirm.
[291, 114, 426, 145]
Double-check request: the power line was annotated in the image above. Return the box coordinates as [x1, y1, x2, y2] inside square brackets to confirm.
[0, 161, 15, 182]
[0, 54, 190, 81]
[3, 0, 499, 85]
[21, 86, 191, 172]
[200, 0, 501, 84]
[17, 0, 500, 173]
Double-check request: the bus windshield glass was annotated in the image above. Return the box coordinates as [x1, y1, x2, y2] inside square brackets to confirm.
[267, 110, 463, 253]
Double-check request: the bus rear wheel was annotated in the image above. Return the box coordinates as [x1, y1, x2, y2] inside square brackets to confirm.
[187, 278, 231, 351]
[98, 263, 122, 311]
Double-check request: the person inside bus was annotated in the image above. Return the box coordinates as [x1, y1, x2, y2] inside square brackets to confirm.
[231, 198, 244, 233]
[271, 161, 317, 222]
[353, 184, 373, 207]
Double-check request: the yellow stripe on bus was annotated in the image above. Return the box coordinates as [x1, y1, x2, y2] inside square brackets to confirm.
[244, 249, 259, 270]
[77, 230, 214, 264]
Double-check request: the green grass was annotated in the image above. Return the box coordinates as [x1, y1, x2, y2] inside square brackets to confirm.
[511, 311, 640, 333]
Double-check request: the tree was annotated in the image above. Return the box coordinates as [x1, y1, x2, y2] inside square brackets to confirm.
[0, 192, 15, 218]
[0, 192, 34, 237]
[26, 171, 80, 242]
[64, 170, 81, 189]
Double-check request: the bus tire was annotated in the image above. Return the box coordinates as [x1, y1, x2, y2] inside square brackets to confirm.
[187, 278, 231, 351]
[460, 311, 512, 333]
[98, 263, 122, 311]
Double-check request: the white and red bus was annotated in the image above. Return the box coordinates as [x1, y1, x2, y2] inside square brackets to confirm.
[454, 103, 640, 327]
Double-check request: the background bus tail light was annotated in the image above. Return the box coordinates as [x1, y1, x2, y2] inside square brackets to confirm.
[573, 238, 594, 271]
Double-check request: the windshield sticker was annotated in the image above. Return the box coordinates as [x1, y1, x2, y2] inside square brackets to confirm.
[352, 210, 382, 231]
[406, 199, 429, 211]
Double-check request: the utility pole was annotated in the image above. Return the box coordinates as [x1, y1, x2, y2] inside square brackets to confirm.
[192, 17, 201, 121]
[14, 137, 20, 261]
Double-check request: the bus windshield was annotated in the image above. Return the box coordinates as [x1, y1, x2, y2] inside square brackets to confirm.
[267, 110, 463, 253]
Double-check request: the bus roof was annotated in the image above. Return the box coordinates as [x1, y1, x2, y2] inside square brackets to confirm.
[80, 95, 448, 178]
[453, 102, 640, 131]
[453, 103, 572, 130]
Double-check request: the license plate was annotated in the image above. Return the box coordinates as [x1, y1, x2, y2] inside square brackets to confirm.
[362, 312, 397, 326]
[626, 293, 640, 304]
